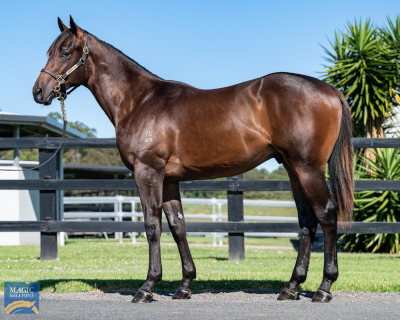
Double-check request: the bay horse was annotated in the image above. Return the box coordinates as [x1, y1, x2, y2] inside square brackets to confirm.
[33, 16, 354, 303]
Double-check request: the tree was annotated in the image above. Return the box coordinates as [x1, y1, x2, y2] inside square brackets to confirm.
[48, 112, 97, 138]
[338, 147, 400, 253]
[47, 112, 62, 122]
[47, 112, 119, 165]
[384, 15, 400, 132]
[321, 18, 400, 138]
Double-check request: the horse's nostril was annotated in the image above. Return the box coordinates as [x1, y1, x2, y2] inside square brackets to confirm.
[36, 86, 43, 100]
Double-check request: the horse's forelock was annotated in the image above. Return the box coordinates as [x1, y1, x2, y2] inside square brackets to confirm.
[46, 29, 73, 57]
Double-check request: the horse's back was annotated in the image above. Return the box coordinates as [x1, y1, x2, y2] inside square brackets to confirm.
[129, 73, 343, 180]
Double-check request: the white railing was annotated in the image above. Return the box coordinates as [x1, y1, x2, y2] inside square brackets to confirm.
[63, 196, 298, 245]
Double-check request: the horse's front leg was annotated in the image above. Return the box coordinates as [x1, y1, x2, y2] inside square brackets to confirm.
[163, 182, 196, 299]
[132, 162, 164, 303]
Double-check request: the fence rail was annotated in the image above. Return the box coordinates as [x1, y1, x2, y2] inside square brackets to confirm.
[1, 137, 400, 149]
[63, 196, 299, 244]
[0, 179, 399, 191]
[1, 137, 400, 261]
[0, 221, 399, 234]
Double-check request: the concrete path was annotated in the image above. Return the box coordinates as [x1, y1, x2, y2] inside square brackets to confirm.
[1, 291, 399, 319]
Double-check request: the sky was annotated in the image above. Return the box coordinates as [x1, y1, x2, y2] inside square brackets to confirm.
[0, 0, 399, 172]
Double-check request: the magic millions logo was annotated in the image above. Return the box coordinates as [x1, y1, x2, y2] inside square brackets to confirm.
[4, 282, 39, 314]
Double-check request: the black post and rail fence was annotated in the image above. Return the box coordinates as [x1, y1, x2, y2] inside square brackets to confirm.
[0, 137, 400, 260]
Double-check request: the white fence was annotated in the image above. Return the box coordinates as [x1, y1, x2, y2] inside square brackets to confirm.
[63, 196, 299, 245]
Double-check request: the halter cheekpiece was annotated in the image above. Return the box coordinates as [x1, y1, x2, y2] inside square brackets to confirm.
[41, 32, 89, 102]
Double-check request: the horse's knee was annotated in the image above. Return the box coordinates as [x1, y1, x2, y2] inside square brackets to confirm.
[300, 227, 312, 238]
[299, 226, 315, 247]
[144, 219, 161, 242]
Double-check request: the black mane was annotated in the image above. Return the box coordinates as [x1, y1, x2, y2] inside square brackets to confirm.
[88, 32, 161, 79]
[47, 29, 161, 79]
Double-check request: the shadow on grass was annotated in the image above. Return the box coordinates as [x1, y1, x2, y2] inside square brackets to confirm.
[39, 279, 288, 294]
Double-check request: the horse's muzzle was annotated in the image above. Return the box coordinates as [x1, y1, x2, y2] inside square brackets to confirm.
[33, 84, 54, 106]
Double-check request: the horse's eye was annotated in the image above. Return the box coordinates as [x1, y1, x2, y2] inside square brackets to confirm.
[62, 51, 71, 58]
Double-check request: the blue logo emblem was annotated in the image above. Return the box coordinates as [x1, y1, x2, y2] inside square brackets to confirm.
[4, 282, 39, 314]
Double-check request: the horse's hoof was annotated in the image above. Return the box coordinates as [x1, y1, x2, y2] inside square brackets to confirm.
[172, 288, 192, 300]
[312, 289, 332, 302]
[277, 288, 297, 300]
[132, 290, 153, 303]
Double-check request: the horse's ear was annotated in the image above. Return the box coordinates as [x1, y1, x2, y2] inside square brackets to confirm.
[69, 15, 83, 37]
[58, 17, 68, 33]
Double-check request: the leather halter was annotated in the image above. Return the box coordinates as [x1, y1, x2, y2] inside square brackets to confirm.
[0, 33, 90, 172]
[41, 32, 89, 100]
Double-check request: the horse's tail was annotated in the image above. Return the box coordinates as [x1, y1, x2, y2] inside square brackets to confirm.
[328, 87, 354, 223]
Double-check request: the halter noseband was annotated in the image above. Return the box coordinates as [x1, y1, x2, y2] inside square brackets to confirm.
[41, 32, 89, 101]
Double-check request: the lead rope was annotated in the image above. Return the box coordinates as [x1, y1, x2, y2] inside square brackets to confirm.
[0, 100, 67, 172]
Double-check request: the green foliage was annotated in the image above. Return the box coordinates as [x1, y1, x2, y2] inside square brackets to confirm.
[384, 16, 400, 112]
[68, 121, 97, 138]
[339, 148, 400, 253]
[321, 18, 400, 137]
[243, 168, 270, 180]
[48, 112, 97, 138]
[244, 166, 292, 200]
[65, 148, 123, 166]
[46, 112, 123, 166]
[0, 149, 39, 161]
[181, 166, 292, 200]
[47, 112, 62, 122]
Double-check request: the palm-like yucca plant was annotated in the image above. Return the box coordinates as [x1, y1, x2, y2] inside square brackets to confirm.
[321, 18, 399, 138]
[385, 15, 400, 60]
[338, 147, 400, 253]
[384, 16, 400, 112]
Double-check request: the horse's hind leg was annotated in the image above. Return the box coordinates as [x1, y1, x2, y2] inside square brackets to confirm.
[278, 161, 318, 300]
[288, 163, 338, 302]
[163, 182, 196, 299]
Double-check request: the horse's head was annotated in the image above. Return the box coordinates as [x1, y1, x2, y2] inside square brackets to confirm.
[33, 16, 89, 106]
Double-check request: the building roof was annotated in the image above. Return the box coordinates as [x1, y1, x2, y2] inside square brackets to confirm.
[0, 160, 132, 179]
[0, 112, 87, 138]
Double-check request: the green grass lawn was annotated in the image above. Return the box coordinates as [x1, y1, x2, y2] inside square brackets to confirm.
[132, 235, 300, 248]
[0, 238, 399, 294]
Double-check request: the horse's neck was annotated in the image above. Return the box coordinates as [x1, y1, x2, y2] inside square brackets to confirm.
[85, 37, 159, 126]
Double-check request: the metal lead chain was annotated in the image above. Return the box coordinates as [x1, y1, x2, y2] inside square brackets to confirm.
[59, 98, 67, 121]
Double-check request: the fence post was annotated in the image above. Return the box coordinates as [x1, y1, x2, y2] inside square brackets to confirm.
[39, 148, 58, 260]
[227, 174, 245, 261]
